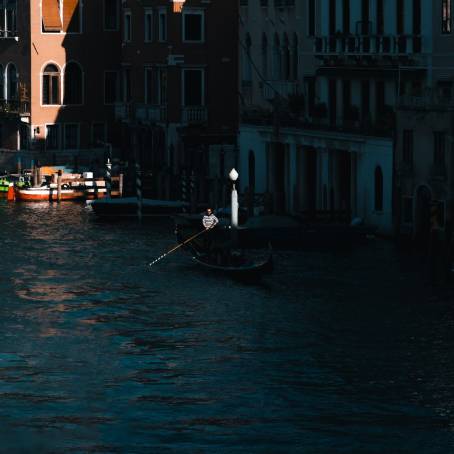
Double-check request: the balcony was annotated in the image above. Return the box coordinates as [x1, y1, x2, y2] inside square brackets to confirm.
[398, 93, 454, 111]
[182, 106, 207, 125]
[262, 80, 298, 100]
[0, 100, 29, 117]
[135, 104, 167, 123]
[114, 103, 131, 121]
[314, 34, 423, 57]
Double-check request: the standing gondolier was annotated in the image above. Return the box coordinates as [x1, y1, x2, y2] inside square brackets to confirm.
[202, 208, 219, 230]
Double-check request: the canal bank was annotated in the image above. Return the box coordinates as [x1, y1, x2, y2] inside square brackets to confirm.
[1, 201, 454, 452]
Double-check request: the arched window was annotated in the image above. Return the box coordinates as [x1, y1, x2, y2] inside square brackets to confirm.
[64, 62, 83, 104]
[292, 33, 298, 80]
[273, 33, 281, 80]
[248, 149, 256, 190]
[42, 64, 60, 105]
[0, 65, 4, 100]
[374, 166, 383, 211]
[6, 63, 18, 100]
[261, 33, 268, 79]
[242, 33, 252, 82]
[282, 33, 290, 81]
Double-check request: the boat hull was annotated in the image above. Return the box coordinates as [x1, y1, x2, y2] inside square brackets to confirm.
[15, 187, 107, 202]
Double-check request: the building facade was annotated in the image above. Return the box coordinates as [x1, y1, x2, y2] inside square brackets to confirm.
[396, 1, 454, 247]
[115, 0, 239, 203]
[0, 0, 122, 169]
[238, 0, 432, 235]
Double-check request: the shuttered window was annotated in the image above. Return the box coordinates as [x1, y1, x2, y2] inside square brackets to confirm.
[63, 0, 80, 33]
[42, 0, 62, 32]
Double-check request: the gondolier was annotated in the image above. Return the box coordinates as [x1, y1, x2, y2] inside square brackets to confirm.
[202, 208, 219, 230]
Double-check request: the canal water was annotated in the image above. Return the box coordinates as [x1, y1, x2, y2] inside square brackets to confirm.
[1, 201, 454, 453]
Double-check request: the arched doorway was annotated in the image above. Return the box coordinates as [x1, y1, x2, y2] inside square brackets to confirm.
[415, 185, 431, 247]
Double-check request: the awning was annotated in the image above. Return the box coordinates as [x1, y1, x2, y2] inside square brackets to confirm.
[42, 0, 62, 32]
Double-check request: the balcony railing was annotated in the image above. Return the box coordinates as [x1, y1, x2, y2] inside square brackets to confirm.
[399, 93, 454, 109]
[114, 103, 131, 121]
[182, 106, 207, 124]
[0, 99, 29, 116]
[0, 29, 18, 39]
[314, 34, 423, 56]
[135, 104, 167, 123]
[262, 80, 298, 100]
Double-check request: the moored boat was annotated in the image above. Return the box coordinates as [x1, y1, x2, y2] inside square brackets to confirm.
[0, 176, 11, 197]
[88, 197, 188, 218]
[15, 185, 107, 202]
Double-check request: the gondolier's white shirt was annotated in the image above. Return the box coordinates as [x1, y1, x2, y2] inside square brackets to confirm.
[203, 213, 219, 229]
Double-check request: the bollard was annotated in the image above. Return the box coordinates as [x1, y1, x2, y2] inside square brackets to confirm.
[105, 158, 112, 198]
[57, 170, 62, 203]
[119, 173, 124, 197]
[136, 162, 142, 221]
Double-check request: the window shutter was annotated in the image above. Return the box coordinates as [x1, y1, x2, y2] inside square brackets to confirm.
[63, 0, 80, 32]
[42, 0, 62, 32]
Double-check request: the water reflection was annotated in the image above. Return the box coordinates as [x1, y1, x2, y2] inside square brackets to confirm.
[1, 201, 454, 451]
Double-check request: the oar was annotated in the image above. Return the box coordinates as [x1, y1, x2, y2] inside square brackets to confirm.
[149, 228, 210, 267]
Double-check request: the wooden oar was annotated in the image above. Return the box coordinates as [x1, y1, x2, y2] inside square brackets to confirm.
[149, 228, 210, 267]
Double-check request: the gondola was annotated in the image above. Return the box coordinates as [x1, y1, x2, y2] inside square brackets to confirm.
[191, 250, 273, 280]
[176, 228, 273, 280]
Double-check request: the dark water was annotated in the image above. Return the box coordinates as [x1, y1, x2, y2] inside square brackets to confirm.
[1, 202, 454, 453]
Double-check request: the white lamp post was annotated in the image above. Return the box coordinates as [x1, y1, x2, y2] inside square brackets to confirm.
[229, 168, 239, 228]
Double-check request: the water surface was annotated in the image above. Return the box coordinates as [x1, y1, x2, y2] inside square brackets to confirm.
[1, 202, 454, 453]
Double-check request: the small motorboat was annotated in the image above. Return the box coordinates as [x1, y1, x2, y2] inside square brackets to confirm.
[14, 185, 108, 202]
[0, 176, 11, 197]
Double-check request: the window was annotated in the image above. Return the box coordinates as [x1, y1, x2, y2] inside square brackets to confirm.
[63, 0, 81, 33]
[434, 131, 446, 165]
[243, 33, 252, 82]
[343, 0, 350, 34]
[261, 33, 268, 79]
[123, 67, 131, 102]
[6, 63, 17, 100]
[402, 197, 413, 223]
[374, 166, 383, 212]
[158, 9, 167, 41]
[308, 0, 315, 36]
[2, 0, 17, 37]
[402, 129, 413, 165]
[46, 124, 60, 150]
[92, 123, 106, 145]
[64, 62, 83, 104]
[443, 0, 452, 33]
[64, 124, 79, 149]
[145, 67, 167, 105]
[123, 10, 131, 42]
[42, 64, 60, 105]
[183, 10, 204, 42]
[104, 71, 119, 104]
[183, 69, 204, 106]
[42, 0, 62, 32]
[0, 65, 4, 100]
[104, 0, 119, 30]
[376, 0, 384, 34]
[144, 9, 152, 42]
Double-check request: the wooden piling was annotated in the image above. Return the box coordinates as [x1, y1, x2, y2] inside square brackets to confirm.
[119, 173, 124, 197]
[57, 170, 62, 203]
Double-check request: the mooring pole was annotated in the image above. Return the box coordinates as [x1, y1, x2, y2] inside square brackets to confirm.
[57, 169, 62, 203]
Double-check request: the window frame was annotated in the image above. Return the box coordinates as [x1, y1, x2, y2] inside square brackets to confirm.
[158, 8, 167, 42]
[182, 9, 205, 43]
[123, 9, 132, 42]
[41, 63, 61, 106]
[104, 0, 119, 31]
[45, 123, 61, 150]
[63, 123, 80, 150]
[182, 67, 205, 107]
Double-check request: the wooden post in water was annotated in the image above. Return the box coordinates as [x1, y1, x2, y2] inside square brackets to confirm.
[57, 170, 62, 203]
[119, 173, 124, 197]
[181, 170, 187, 213]
[105, 158, 112, 198]
[133, 131, 142, 221]
[33, 165, 38, 187]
